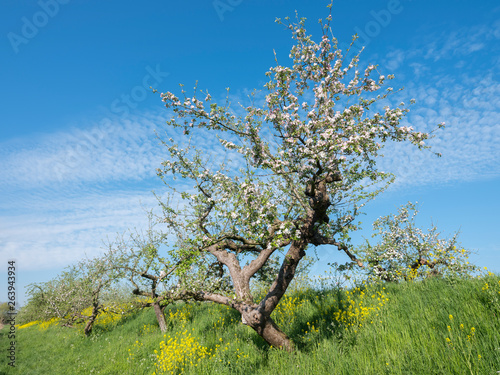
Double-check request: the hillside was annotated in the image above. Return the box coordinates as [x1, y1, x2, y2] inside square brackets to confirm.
[1, 275, 499, 374]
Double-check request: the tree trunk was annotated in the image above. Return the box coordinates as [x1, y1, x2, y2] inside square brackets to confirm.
[84, 303, 100, 336]
[240, 306, 294, 351]
[153, 301, 168, 333]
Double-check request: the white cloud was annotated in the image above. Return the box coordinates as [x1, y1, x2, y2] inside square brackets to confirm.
[384, 49, 405, 71]
[379, 73, 499, 188]
[374, 17, 500, 189]
[422, 23, 498, 61]
[0, 108, 249, 271]
[0, 112, 173, 189]
[0, 190, 161, 270]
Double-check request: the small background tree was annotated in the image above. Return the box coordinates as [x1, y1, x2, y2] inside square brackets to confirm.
[0, 302, 11, 324]
[354, 202, 478, 282]
[20, 254, 122, 335]
[105, 213, 231, 332]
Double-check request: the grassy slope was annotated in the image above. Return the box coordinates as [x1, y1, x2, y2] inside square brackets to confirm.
[1, 275, 499, 375]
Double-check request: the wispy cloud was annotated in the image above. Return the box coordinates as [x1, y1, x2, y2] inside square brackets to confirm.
[379, 71, 500, 188]
[0, 189, 161, 271]
[423, 22, 499, 61]
[0, 110, 242, 271]
[373, 19, 500, 189]
[0, 112, 170, 270]
[381, 18, 500, 74]
[0, 112, 172, 189]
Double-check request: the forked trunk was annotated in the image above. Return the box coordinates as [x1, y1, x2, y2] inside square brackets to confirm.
[205, 228, 312, 351]
[240, 306, 294, 351]
[153, 301, 168, 333]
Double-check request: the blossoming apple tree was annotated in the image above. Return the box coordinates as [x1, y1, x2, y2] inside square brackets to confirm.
[155, 9, 443, 350]
[22, 254, 122, 336]
[354, 202, 478, 282]
[104, 213, 231, 332]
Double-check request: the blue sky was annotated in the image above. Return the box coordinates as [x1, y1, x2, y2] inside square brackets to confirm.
[1, 0, 499, 304]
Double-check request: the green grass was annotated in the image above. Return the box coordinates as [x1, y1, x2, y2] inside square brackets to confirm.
[1, 275, 499, 374]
